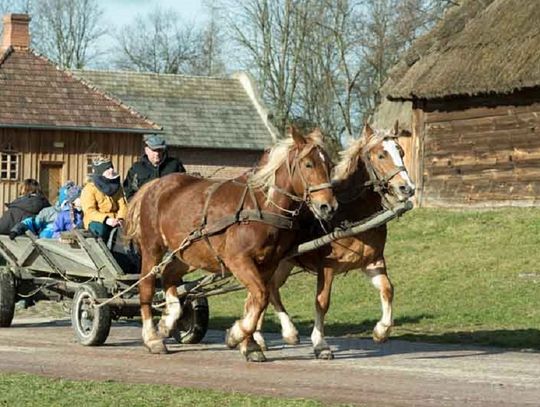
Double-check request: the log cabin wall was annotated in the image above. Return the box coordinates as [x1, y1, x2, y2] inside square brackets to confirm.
[415, 88, 540, 207]
[0, 128, 141, 211]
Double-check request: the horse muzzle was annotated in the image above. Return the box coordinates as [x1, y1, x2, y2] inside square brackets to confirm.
[312, 199, 338, 222]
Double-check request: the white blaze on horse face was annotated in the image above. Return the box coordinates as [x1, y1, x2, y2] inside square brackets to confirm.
[318, 150, 326, 164]
[382, 139, 414, 187]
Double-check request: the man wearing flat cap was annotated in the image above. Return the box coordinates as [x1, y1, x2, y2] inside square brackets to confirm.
[123, 134, 186, 200]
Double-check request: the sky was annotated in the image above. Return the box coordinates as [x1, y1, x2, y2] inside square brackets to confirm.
[100, 0, 206, 28]
[90, 0, 208, 68]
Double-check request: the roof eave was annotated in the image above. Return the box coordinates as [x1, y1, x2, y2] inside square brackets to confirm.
[0, 123, 163, 134]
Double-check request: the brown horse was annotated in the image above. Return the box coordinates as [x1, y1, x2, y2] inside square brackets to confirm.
[125, 126, 337, 361]
[254, 122, 415, 359]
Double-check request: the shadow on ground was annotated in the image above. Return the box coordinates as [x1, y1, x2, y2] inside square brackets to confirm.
[209, 313, 540, 351]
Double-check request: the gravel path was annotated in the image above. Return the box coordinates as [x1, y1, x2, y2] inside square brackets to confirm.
[1, 313, 539, 406]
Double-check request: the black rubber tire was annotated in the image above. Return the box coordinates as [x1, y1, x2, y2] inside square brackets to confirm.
[71, 283, 111, 346]
[171, 297, 209, 344]
[0, 270, 16, 328]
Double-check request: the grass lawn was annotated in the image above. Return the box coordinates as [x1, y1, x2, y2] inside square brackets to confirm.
[0, 373, 342, 407]
[208, 208, 540, 349]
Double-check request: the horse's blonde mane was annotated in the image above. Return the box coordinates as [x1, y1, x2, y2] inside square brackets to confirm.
[333, 137, 367, 182]
[333, 127, 396, 181]
[249, 131, 325, 190]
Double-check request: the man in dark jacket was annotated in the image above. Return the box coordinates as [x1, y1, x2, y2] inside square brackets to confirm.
[123, 134, 186, 200]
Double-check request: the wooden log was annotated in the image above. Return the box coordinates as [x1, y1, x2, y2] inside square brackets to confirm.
[286, 201, 414, 258]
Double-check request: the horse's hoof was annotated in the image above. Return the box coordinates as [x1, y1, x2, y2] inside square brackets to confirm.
[373, 323, 391, 344]
[283, 334, 300, 346]
[224, 329, 237, 349]
[373, 333, 389, 344]
[245, 350, 267, 363]
[145, 339, 168, 354]
[314, 348, 334, 360]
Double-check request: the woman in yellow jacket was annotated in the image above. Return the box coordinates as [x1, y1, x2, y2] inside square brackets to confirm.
[81, 157, 128, 242]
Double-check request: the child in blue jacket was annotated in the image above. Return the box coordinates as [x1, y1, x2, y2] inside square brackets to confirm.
[52, 184, 83, 238]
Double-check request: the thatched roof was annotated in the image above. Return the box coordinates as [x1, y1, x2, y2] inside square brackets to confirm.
[382, 0, 540, 100]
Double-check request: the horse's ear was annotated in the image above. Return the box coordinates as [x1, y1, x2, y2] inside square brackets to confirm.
[360, 122, 373, 139]
[310, 127, 324, 142]
[393, 120, 399, 135]
[287, 125, 306, 147]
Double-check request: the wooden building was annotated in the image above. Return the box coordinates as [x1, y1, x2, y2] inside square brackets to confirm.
[0, 14, 161, 212]
[375, 0, 540, 208]
[73, 70, 278, 179]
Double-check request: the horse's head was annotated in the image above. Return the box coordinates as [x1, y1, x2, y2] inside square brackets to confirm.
[334, 121, 415, 205]
[287, 126, 337, 221]
[250, 125, 337, 222]
[360, 121, 415, 202]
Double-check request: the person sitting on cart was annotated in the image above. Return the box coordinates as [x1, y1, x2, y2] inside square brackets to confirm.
[81, 157, 127, 243]
[52, 183, 83, 238]
[0, 179, 50, 235]
[8, 180, 80, 239]
[123, 134, 185, 201]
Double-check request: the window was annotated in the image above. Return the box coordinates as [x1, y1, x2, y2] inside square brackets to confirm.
[0, 151, 20, 181]
[86, 154, 101, 176]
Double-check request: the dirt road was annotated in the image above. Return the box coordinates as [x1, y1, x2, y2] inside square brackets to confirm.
[1, 316, 539, 406]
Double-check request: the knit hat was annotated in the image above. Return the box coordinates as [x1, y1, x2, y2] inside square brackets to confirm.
[65, 184, 82, 203]
[144, 134, 166, 150]
[58, 181, 76, 204]
[92, 157, 113, 176]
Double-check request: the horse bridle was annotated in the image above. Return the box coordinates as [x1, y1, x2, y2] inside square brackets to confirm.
[269, 143, 333, 217]
[361, 134, 407, 208]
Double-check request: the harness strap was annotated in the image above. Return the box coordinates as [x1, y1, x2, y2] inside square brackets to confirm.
[200, 180, 229, 227]
[247, 184, 262, 219]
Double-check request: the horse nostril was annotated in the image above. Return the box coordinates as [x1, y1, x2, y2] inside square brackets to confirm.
[319, 203, 330, 214]
[399, 185, 415, 197]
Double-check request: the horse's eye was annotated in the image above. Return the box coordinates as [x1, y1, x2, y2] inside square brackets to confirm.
[377, 153, 386, 160]
[305, 161, 314, 168]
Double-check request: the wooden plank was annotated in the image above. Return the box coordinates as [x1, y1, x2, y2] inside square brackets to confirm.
[412, 105, 426, 206]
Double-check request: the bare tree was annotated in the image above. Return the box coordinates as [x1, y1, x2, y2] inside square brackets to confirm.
[226, 0, 311, 132]
[114, 7, 202, 74]
[29, 0, 105, 69]
[189, 0, 227, 76]
[222, 0, 452, 144]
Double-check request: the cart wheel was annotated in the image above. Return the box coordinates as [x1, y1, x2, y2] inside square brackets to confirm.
[171, 297, 209, 344]
[0, 270, 16, 327]
[71, 283, 111, 346]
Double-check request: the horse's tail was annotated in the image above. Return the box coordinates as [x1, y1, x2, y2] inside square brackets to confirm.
[124, 179, 160, 245]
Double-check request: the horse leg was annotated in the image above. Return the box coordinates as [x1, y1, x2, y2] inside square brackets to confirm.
[269, 260, 299, 345]
[311, 267, 334, 359]
[252, 260, 297, 350]
[224, 257, 269, 362]
[252, 301, 267, 351]
[365, 259, 394, 343]
[139, 253, 168, 354]
[157, 260, 190, 339]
